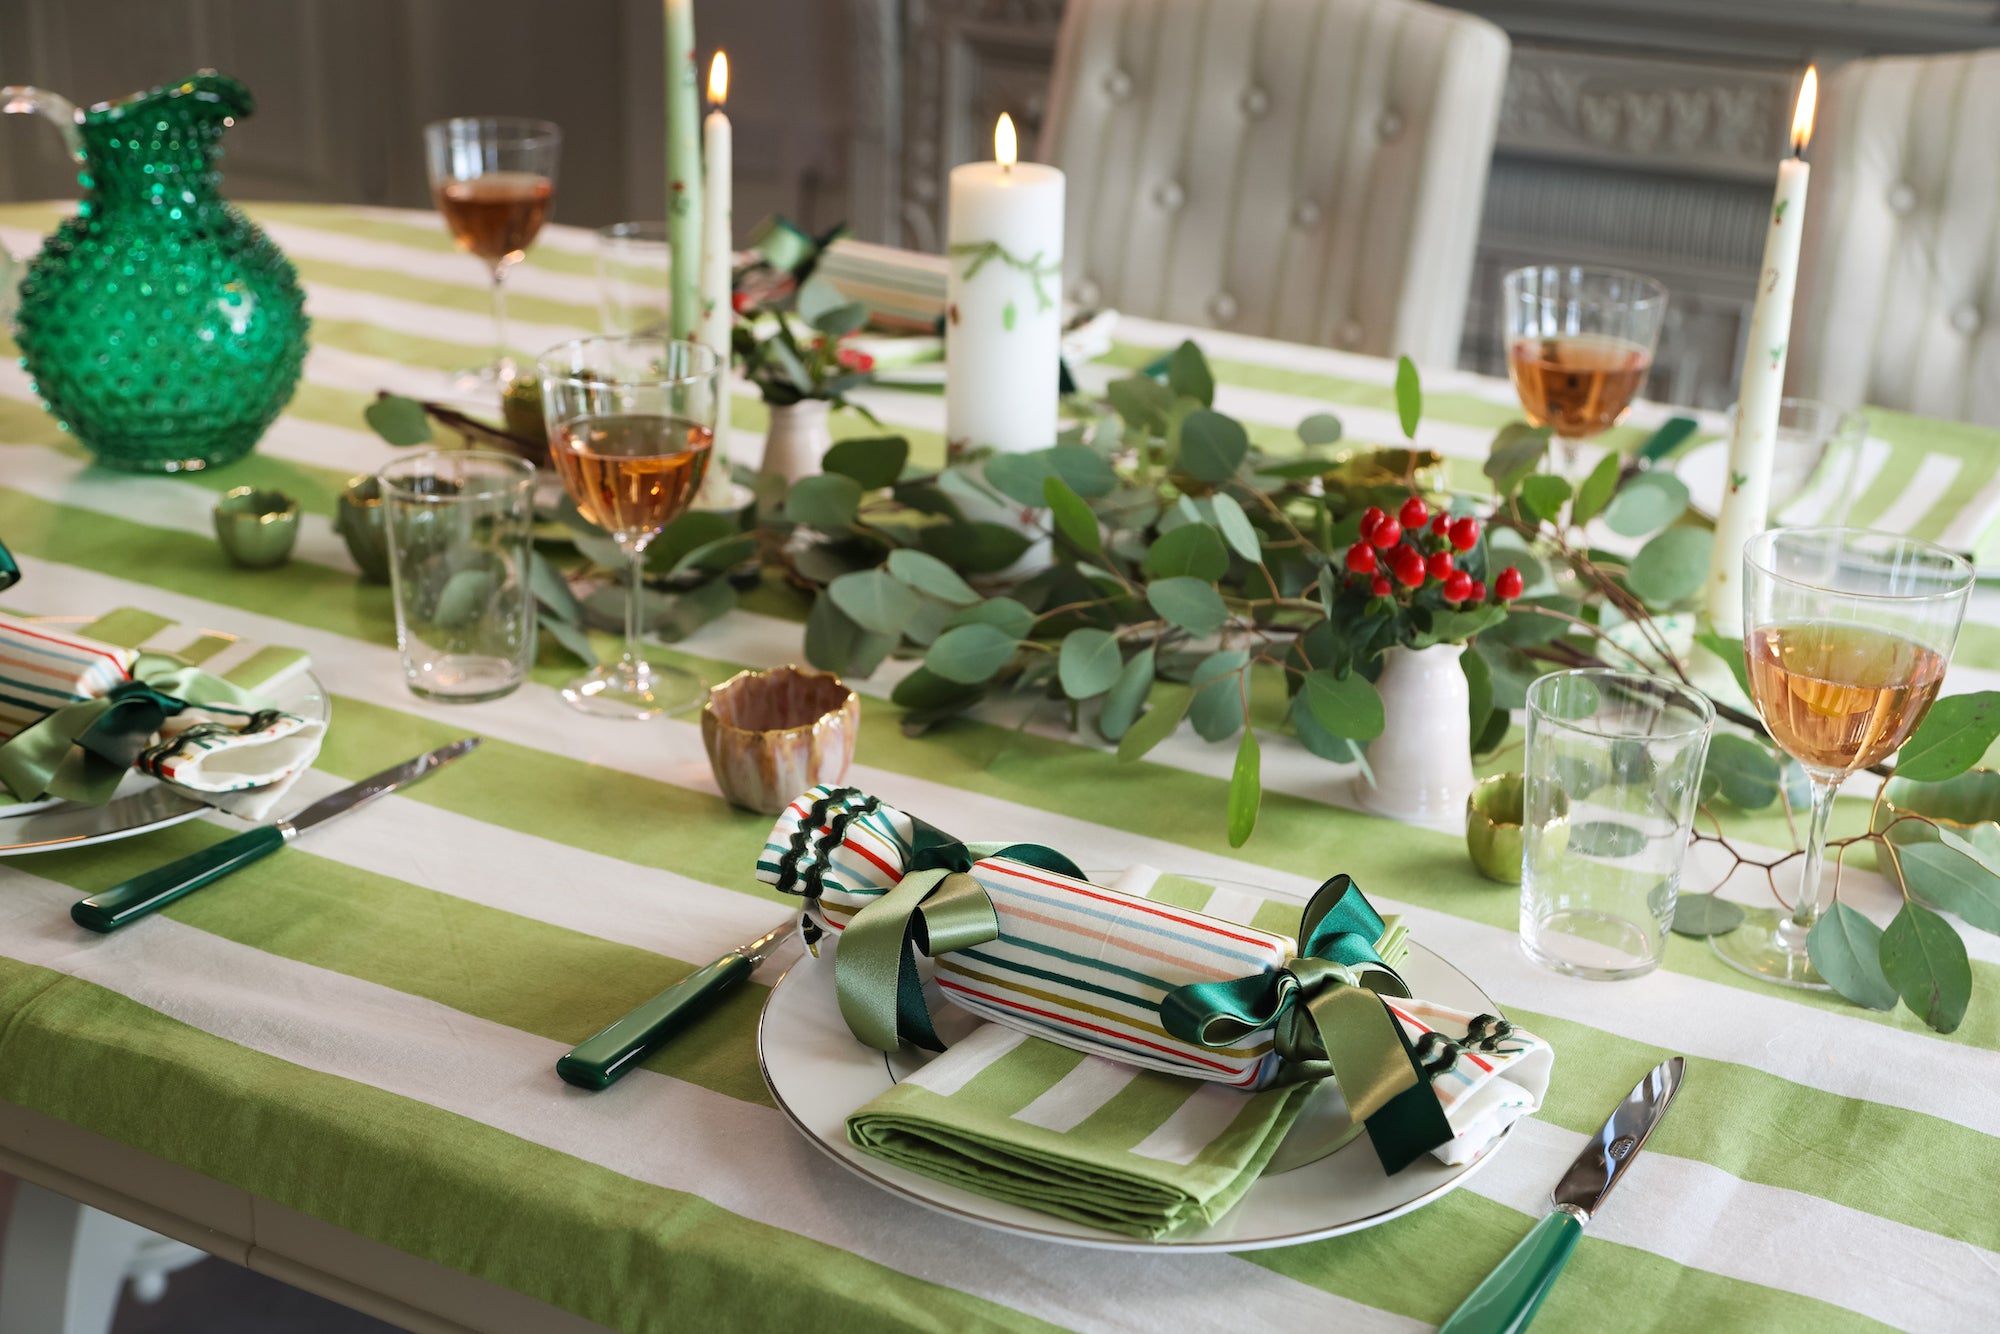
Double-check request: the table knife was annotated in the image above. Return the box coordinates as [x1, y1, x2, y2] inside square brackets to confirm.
[71, 737, 480, 933]
[557, 921, 790, 1090]
[1438, 1055, 1684, 1334]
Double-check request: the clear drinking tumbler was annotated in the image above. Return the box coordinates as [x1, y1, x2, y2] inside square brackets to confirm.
[379, 450, 538, 702]
[1521, 669, 1714, 980]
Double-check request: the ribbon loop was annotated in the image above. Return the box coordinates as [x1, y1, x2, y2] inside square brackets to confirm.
[837, 869, 998, 1053]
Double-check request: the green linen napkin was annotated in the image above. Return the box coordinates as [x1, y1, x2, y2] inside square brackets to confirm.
[844, 881, 1410, 1240]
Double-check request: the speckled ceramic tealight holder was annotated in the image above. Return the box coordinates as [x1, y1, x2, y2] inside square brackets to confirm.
[1466, 773, 1529, 884]
[701, 665, 861, 814]
[334, 473, 391, 583]
[213, 487, 299, 568]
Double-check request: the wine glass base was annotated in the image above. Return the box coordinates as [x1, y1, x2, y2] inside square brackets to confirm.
[1710, 906, 1832, 990]
[447, 359, 523, 397]
[561, 661, 705, 720]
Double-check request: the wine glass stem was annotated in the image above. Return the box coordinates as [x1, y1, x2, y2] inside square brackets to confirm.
[623, 547, 646, 669]
[489, 264, 510, 372]
[1783, 777, 1841, 951]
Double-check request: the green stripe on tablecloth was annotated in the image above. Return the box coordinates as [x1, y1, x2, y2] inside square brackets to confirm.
[241, 201, 603, 280]
[284, 250, 602, 332]
[0, 959, 1063, 1334]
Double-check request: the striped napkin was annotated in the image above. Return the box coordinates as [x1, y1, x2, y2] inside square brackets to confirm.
[845, 869, 1554, 1239]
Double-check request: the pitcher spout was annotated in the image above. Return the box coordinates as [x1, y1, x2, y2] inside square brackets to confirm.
[0, 86, 85, 165]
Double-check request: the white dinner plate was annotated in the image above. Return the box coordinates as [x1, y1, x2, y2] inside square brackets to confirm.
[757, 899, 1514, 1252]
[0, 667, 329, 856]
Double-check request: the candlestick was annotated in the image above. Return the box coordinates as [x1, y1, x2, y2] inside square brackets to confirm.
[664, 0, 702, 340]
[944, 113, 1065, 455]
[696, 51, 735, 508]
[1706, 67, 1817, 635]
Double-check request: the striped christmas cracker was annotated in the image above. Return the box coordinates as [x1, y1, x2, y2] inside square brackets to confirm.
[0, 612, 137, 741]
[757, 785, 1292, 1087]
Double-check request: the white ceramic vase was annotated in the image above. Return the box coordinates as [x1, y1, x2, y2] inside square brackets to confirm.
[1353, 642, 1476, 831]
[761, 398, 832, 487]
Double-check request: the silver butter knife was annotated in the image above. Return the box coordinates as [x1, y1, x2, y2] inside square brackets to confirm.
[557, 921, 791, 1091]
[1438, 1056, 1685, 1334]
[71, 737, 480, 933]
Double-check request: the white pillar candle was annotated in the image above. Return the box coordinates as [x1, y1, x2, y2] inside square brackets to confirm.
[945, 114, 1065, 455]
[696, 51, 735, 508]
[1706, 68, 1817, 635]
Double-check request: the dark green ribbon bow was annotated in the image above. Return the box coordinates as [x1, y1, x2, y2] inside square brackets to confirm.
[1160, 875, 1454, 1173]
[835, 814, 1083, 1053]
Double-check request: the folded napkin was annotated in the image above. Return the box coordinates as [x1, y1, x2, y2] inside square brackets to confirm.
[845, 870, 1554, 1239]
[0, 609, 320, 819]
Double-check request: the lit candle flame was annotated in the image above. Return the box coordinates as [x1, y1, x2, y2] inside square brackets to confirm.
[709, 51, 729, 107]
[1791, 66, 1817, 156]
[995, 113, 1017, 169]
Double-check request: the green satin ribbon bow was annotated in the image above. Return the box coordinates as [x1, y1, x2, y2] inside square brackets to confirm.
[1160, 874, 1455, 1174]
[835, 815, 1084, 1053]
[0, 655, 257, 805]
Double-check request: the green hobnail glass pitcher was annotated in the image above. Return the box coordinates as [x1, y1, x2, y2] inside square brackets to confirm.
[1, 71, 308, 472]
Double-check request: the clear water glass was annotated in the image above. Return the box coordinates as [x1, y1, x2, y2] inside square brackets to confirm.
[1521, 669, 1714, 980]
[1720, 397, 1867, 527]
[378, 450, 538, 703]
[595, 221, 672, 336]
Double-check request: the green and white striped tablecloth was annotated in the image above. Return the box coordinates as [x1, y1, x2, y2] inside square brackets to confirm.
[0, 202, 1996, 1333]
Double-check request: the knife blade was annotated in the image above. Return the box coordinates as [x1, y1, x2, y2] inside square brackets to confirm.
[557, 921, 791, 1091]
[70, 737, 481, 933]
[1437, 1056, 1684, 1334]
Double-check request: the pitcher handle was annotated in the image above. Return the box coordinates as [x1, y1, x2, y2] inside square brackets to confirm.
[1, 86, 84, 163]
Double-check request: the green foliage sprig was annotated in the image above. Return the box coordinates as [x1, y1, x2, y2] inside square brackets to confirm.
[732, 280, 878, 409]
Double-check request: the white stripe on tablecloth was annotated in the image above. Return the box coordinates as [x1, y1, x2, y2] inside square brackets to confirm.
[1871, 453, 1964, 535]
[11, 556, 2000, 1143]
[0, 870, 1415, 1334]
[299, 280, 593, 357]
[1129, 1084, 1257, 1167]
[255, 217, 602, 308]
[903, 1026, 1028, 1097]
[1011, 1058, 1141, 1133]
[1939, 462, 2000, 553]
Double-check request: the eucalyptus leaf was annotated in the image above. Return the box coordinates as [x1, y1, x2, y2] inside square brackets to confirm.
[653, 577, 737, 641]
[1107, 375, 1174, 432]
[901, 596, 957, 646]
[1694, 631, 1752, 699]
[985, 453, 1056, 508]
[1049, 444, 1119, 498]
[364, 394, 433, 446]
[1179, 410, 1250, 482]
[538, 614, 597, 666]
[804, 594, 894, 676]
[433, 568, 497, 632]
[1301, 668, 1384, 740]
[1044, 476, 1101, 553]
[827, 569, 920, 636]
[1058, 627, 1124, 699]
[1394, 355, 1422, 438]
[1899, 839, 2000, 934]
[1463, 647, 1493, 741]
[666, 534, 758, 578]
[886, 548, 981, 606]
[1670, 892, 1748, 938]
[1603, 472, 1689, 537]
[1188, 650, 1250, 742]
[1804, 902, 1897, 1009]
[1147, 577, 1229, 637]
[891, 666, 985, 712]
[1568, 820, 1645, 858]
[1880, 900, 1972, 1033]
[528, 550, 585, 624]
[924, 623, 1020, 684]
[1572, 453, 1621, 526]
[1518, 474, 1572, 525]
[1209, 492, 1263, 563]
[1703, 733, 1783, 809]
[1297, 413, 1343, 446]
[1097, 645, 1156, 741]
[644, 510, 737, 573]
[1254, 457, 1339, 480]
[1291, 692, 1364, 763]
[1117, 687, 1191, 762]
[795, 277, 847, 327]
[784, 473, 864, 529]
[1894, 691, 2000, 782]
[945, 596, 1037, 640]
[1626, 527, 1712, 607]
[1484, 423, 1551, 491]
[1143, 524, 1228, 580]
[1228, 729, 1262, 847]
[1167, 339, 1215, 406]
[823, 436, 910, 489]
[919, 521, 1033, 574]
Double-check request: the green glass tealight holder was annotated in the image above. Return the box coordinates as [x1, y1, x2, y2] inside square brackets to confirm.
[213, 486, 298, 568]
[334, 474, 391, 583]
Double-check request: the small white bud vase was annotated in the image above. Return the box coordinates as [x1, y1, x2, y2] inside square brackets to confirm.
[1353, 642, 1476, 831]
[760, 399, 833, 487]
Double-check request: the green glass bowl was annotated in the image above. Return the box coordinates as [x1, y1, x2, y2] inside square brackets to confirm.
[213, 486, 298, 568]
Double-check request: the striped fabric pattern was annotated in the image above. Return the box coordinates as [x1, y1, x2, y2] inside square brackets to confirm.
[0, 613, 136, 740]
[2, 202, 1998, 1332]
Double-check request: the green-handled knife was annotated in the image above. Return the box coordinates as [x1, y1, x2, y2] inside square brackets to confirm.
[71, 737, 480, 933]
[1438, 1056, 1684, 1334]
[557, 921, 790, 1090]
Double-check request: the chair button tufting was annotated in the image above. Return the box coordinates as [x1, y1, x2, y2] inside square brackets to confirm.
[1951, 303, 1982, 336]
[1104, 69, 1134, 101]
[1075, 278, 1102, 308]
[1209, 291, 1238, 323]
[1337, 319, 1365, 348]
[1377, 109, 1404, 142]
[1240, 86, 1270, 119]
[1155, 180, 1185, 212]
[1887, 182, 1917, 214]
[1293, 200, 1322, 229]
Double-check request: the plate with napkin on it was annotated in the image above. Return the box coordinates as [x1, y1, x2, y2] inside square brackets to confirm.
[0, 610, 327, 855]
[758, 864, 1552, 1251]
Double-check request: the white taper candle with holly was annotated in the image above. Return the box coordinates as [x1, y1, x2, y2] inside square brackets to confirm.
[944, 114, 1065, 455]
[664, 0, 702, 340]
[1706, 67, 1817, 635]
[695, 51, 735, 508]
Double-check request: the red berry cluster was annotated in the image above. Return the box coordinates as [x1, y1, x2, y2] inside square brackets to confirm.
[1343, 495, 1522, 605]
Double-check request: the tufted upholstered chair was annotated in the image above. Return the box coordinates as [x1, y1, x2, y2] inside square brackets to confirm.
[1037, 0, 1509, 365]
[1789, 49, 2000, 428]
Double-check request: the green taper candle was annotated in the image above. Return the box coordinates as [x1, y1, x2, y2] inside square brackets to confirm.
[665, 0, 704, 339]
